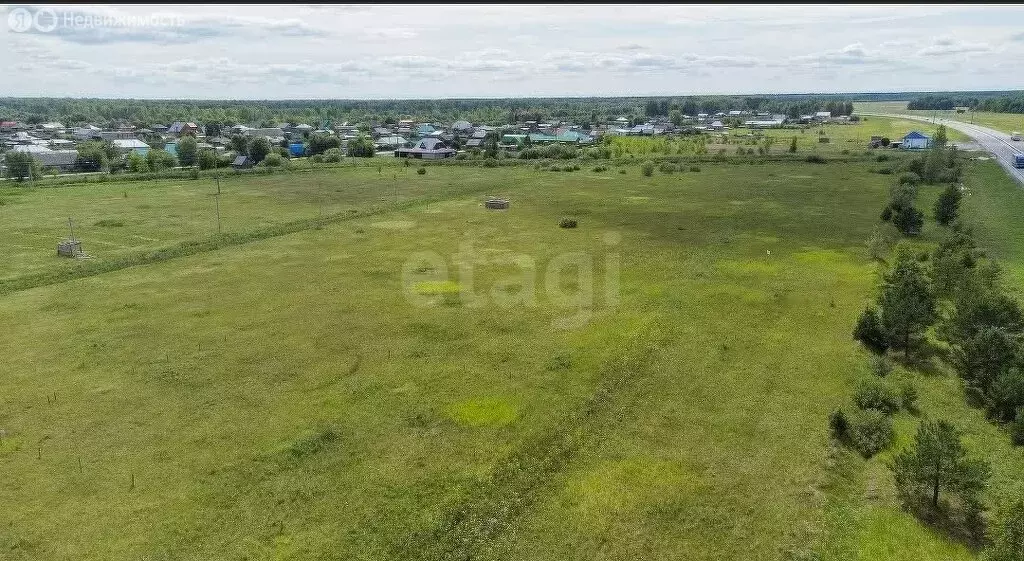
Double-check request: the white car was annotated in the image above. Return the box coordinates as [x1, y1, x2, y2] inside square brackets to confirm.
[1012, 131, 1022, 141]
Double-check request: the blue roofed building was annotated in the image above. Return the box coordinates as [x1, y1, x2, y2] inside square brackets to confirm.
[413, 124, 436, 138]
[901, 131, 932, 150]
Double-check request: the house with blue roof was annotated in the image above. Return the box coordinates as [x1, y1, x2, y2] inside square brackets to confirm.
[413, 124, 436, 138]
[901, 131, 932, 150]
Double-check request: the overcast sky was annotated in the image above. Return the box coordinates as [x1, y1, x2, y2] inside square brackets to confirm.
[3, 3, 1024, 99]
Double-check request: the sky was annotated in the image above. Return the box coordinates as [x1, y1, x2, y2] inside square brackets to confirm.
[2, 3, 1024, 99]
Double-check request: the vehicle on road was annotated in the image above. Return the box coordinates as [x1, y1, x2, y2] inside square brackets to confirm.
[1011, 131, 1022, 141]
[1014, 153, 1024, 168]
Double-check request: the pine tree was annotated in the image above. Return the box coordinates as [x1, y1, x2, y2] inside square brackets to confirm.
[854, 307, 889, 354]
[891, 419, 990, 517]
[880, 246, 936, 359]
[987, 496, 1024, 561]
[934, 183, 962, 226]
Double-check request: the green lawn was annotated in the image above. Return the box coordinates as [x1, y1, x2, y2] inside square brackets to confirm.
[1, 158, 1023, 560]
[0, 166, 499, 283]
[717, 116, 969, 155]
[855, 101, 1024, 136]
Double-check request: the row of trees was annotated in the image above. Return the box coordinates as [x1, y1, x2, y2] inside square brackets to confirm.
[909, 93, 1024, 114]
[0, 94, 876, 131]
[645, 97, 855, 119]
[878, 126, 963, 237]
[850, 202, 1024, 549]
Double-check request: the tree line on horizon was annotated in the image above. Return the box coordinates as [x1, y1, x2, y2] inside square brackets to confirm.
[0, 91, 999, 130]
[908, 93, 1024, 114]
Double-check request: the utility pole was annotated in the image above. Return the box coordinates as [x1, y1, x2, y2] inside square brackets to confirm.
[214, 170, 222, 234]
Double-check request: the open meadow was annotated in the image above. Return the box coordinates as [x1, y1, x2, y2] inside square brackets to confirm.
[601, 116, 969, 160]
[855, 101, 1024, 136]
[2, 151, 1024, 560]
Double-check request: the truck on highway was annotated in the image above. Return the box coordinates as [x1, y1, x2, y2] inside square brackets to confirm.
[1015, 153, 1024, 169]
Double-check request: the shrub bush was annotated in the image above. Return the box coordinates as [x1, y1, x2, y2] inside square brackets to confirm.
[870, 355, 894, 377]
[876, 154, 890, 162]
[853, 307, 888, 355]
[898, 378, 919, 412]
[641, 162, 655, 177]
[848, 409, 895, 458]
[322, 148, 342, 163]
[417, 167, 426, 175]
[853, 378, 901, 414]
[806, 154, 826, 164]
[830, 409, 849, 440]
[689, 165, 701, 172]
[619, 169, 627, 174]
[559, 218, 578, 229]
[483, 158, 498, 168]
[260, 153, 285, 168]
[1010, 408, 1024, 446]
[897, 172, 922, 186]
[659, 162, 677, 173]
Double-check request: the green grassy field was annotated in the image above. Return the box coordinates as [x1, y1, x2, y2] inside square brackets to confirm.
[1, 156, 1023, 560]
[708, 116, 969, 155]
[0, 166, 497, 283]
[855, 101, 1024, 136]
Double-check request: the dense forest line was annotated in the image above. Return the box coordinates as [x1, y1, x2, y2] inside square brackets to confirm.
[0, 94, 859, 128]
[1, 91, 1020, 127]
[908, 93, 1024, 113]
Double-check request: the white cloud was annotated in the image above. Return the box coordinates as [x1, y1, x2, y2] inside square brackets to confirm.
[7, 4, 331, 45]
[2, 4, 1023, 97]
[916, 36, 992, 56]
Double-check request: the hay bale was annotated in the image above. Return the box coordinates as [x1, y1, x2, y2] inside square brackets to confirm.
[485, 198, 509, 210]
[57, 240, 82, 258]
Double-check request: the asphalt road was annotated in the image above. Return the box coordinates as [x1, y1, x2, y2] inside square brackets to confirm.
[861, 112, 1024, 185]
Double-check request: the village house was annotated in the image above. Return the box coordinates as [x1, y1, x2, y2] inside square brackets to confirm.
[99, 130, 139, 141]
[334, 123, 359, 136]
[8, 145, 79, 171]
[73, 125, 102, 140]
[0, 121, 26, 133]
[374, 135, 408, 149]
[464, 129, 488, 148]
[242, 127, 283, 138]
[282, 123, 313, 138]
[111, 139, 151, 156]
[168, 122, 200, 136]
[4, 131, 39, 146]
[394, 137, 456, 159]
[901, 131, 932, 150]
[744, 115, 787, 128]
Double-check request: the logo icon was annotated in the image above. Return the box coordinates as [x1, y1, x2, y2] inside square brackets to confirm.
[7, 7, 33, 32]
[33, 7, 57, 32]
